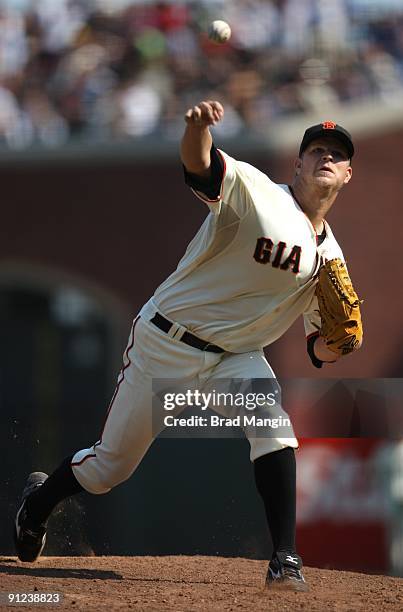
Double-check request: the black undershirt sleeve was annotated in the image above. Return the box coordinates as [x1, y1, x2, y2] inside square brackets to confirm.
[183, 144, 224, 200]
[307, 332, 324, 369]
[306, 232, 326, 367]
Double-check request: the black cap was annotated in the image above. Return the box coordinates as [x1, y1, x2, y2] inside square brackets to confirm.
[299, 121, 354, 159]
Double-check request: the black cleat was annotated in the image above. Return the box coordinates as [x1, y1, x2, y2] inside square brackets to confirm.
[14, 472, 48, 562]
[265, 551, 309, 592]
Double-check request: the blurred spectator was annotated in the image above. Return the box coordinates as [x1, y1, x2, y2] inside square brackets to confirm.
[0, 5, 28, 76]
[0, 83, 23, 147]
[281, 0, 315, 55]
[112, 75, 162, 137]
[20, 85, 69, 147]
[0, 0, 403, 150]
[227, 0, 281, 51]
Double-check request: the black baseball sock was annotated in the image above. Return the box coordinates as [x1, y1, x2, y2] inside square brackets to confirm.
[25, 456, 85, 525]
[254, 446, 296, 555]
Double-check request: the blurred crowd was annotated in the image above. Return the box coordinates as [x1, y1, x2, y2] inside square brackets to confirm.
[1, 0, 403, 149]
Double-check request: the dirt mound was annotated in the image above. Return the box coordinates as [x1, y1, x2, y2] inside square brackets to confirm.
[0, 555, 401, 611]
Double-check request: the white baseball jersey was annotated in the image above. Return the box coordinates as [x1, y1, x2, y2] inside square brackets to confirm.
[141, 149, 344, 353]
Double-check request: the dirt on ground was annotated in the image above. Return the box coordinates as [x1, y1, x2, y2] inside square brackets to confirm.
[0, 555, 402, 611]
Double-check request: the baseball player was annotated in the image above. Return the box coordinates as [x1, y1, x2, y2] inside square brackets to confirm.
[14, 100, 362, 592]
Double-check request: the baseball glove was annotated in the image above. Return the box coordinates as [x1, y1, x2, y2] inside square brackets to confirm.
[315, 258, 363, 356]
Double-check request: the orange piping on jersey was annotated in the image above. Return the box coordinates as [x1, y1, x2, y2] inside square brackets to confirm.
[190, 149, 227, 204]
[190, 188, 220, 204]
[96, 316, 139, 442]
[217, 148, 227, 200]
[307, 331, 320, 340]
[71, 316, 140, 467]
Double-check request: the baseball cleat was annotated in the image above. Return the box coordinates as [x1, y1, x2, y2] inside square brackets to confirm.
[265, 551, 309, 592]
[14, 472, 48, 562]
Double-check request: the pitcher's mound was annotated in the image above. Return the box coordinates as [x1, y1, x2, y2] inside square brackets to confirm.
[0, 555, 402, 611]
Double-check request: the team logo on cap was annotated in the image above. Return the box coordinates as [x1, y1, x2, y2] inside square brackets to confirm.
[322, 121, 337, 130]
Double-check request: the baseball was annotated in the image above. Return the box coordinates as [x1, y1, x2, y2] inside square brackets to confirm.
[208, 20, 231, 44]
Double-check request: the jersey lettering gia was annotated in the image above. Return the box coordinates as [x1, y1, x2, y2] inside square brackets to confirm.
[141, 149, 344, 353]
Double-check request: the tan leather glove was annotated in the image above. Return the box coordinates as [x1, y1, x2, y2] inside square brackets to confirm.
[315, 258, 363, 356]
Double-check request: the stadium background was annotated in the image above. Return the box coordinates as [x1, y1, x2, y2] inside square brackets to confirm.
[1, 0, 402, 579]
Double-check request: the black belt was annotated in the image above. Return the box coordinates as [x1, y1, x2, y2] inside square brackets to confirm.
[150, 312, 225, 353]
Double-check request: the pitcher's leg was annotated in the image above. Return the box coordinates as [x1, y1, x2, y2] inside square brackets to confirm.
[14, 316, 205, 562]
[15, 363, 154, 563]
[72, 367, 154, 494]
[254, 447, 296, 553]
[14, 317, 156, 562]
[207, 350, 298, 457]
[208, 350, 307, 591]
[21, 363, 154, 532]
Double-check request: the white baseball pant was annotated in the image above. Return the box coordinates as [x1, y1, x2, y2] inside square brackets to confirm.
[71, 304, 298, 494]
